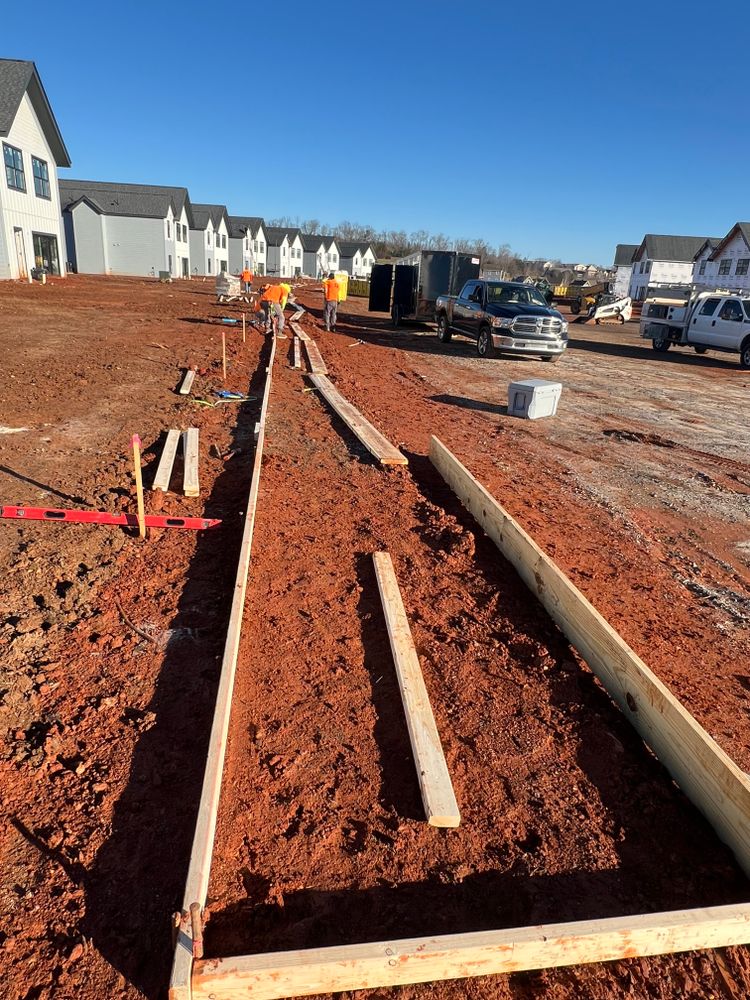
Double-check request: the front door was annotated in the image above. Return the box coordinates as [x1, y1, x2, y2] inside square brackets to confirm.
[14, 228, 28, 279]
[182, 257, 189, 278]
[32, 233, 60, 275]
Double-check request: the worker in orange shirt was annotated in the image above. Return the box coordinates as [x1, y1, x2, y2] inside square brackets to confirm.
[322, 272, 340, 331]
[241, 266, 253, 292]
[279, 281, 293, 309]
[259, 283, 286, 337]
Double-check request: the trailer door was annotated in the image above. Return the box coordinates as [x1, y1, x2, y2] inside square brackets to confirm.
[368, 264, 393, 312]
[452, 254, 481, 295]
[393, 264, 417, 315]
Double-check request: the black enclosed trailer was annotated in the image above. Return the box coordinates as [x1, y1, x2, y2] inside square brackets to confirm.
[369, 250, 481, 326]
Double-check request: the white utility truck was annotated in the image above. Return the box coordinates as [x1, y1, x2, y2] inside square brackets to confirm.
[640, 288, 750, 368]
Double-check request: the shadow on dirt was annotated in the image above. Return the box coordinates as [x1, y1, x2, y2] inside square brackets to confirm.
[56, 338, 274, 997]
[428, 394, 508, 416]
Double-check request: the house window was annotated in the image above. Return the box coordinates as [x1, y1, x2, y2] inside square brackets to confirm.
[259, 242, 264, 253]
[253, 240, 258, 252]
[3, 143, 25, 191]
[282, 246, 286, 256]
[207, 231, 211, 246]
[32, 157, 50, 199]
[222, 235, 226, 249]
[736, 259, 750, 276]
[639, 260, 644, 274]
[699, 260, 706, 275]
[208, 259, 212, 274]
[167, 221, 171, 239]
[719, 258, 732, 275]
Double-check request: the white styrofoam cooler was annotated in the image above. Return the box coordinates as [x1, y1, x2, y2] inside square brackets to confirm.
[508, 378, 562, 420]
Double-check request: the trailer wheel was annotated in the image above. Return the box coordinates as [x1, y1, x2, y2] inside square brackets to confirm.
[570, 298, 581, 315]
[477, 326, 495, 358]
[652, 335, 671, 353]
[436, 313, 452, 343]
[740, 337, 750, 369]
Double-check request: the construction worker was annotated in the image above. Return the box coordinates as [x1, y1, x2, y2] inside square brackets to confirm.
[259, 283, 286, 337]
[279, 281, 292, 309]
[241, 265, 253, 293]
[322, 272, 340, 331]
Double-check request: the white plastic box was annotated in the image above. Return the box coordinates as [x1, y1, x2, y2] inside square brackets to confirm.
[507, 378, 562, 420]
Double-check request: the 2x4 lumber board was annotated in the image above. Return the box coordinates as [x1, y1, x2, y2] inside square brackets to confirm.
[290, 307, 304, 321]
[303, 338, 328, 375]
[309, 375, 407, 467]
[191, 903, 750, 1000]
[428, 434, 750, 877]
[289, 320, 309, 342]
[372, 552, 459, 827]
[183, 428, 200, 497]
[152, 429, 181, 492]
[293, 336, 301, 370]
[169, 338, 278, 1000]
[179, 369, 196, 395]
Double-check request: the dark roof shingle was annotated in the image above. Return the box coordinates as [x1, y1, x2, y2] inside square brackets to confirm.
[227, 216, 264, 239]
[0, 58, 70, 166]
[636, 234, 709, 262]
[190, 203, 228, 232]
[59, 179, 191, 222]
[613, 244, 638, 267]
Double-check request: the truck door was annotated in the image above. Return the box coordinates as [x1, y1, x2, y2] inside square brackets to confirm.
[711, 298, 746, 349]
[368, 264, 393, 313]
[452, 281, 478, 331]
[688, 296, 722, 345]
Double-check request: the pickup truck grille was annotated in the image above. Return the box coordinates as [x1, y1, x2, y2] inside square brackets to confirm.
[512, 315, 564, 339]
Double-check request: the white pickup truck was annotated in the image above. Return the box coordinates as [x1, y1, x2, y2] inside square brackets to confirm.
[640, 290, 750, 368]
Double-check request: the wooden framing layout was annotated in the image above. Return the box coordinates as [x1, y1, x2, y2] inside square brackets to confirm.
[152, 429, 181, 492]
[309, 374, 407, 466]
[170, 424, 750, 1000]
[179, 369, 196, 395]
[169, 338, 277, 1000]
[302, 339, 328, 375]
[372, 552, 459, 827]
[292, 336, 301, 370]
[289, 320, 309, 343]
[428, 435, 750, 876]
[183, 428, 200, 498]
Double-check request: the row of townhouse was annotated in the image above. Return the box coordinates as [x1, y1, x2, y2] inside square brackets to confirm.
[613, 224, 750, 301]
[0, 59, 378, 282]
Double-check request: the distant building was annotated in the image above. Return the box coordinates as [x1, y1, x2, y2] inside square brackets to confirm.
[612, 244, 638, 297]
[694, 224, 750, 292]
[189, 203, 229, 276]
[228, 216, 266, 275]
[337, 240, 376, 278]
[629, 234, 709, 300]
[301, 233, 328, 278]
[60, 179, 192, 277]
[266, 226, 303, 277]
[0, 59, 71, 279]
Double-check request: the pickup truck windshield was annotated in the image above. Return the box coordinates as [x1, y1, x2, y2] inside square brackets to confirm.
[486, 283, 547, 307]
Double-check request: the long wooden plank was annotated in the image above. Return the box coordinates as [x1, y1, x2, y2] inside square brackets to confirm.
[179, 369, 196, 395]
[192, 904, 750, 1000]
[309, 374, 407, 467]
[429, 435, 750, 876]
[303, 338, 328, 375]
[372, 552, 459, 827]
[289, 320, 309, 343]
[293, 336, 301, 370]
[169, 339, 277, 1000]
[152, 429, 181, 492]
[183, 428, 200, 497]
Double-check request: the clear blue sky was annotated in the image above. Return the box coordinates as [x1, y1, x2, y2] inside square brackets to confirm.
[4, 1, 748, 263]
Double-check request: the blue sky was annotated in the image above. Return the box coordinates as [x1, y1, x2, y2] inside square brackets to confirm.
[4, 1, 749, 263]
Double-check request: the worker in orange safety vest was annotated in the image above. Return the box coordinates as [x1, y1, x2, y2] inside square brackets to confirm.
[322, 272, 340, 331]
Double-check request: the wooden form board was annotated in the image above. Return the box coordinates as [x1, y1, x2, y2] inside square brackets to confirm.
[428, 435, 750, 877]
[372, 552, 459, 827]
[293, 336, 301, 370]
[191, 903, 750, 1000]
[183, 428, 200, 497]
[169, 338, 277, 1000]
[309, 375, 407, 467]
[303, 339, 328, 375]
[152, 429, 181, 492]
[179, 369, 196, 395]
[289, 320, 309, 343]
[290, 308, 304, 321]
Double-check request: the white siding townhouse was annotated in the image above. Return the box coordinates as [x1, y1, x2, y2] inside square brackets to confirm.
[337, 241, 376, 278]
[301, 233, 327, 277]
[189, 203, 229, 276]
[694, 223, 750, 293]
[228, 216, 266, 275]
[611, 243, 637, 298]
[324, 237, 340, 274]
[60, 180, 193, 278]
[266, 227, 304, 278]
[629, 234, 709, 300]
[0, 59, 71, 279]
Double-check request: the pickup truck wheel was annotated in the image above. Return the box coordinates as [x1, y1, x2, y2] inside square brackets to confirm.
[540, 354, 560, 363]
[570, 299, 581, 314]
[693, 345, 708, 355]
[740, 337, 750, 369]
[436, 313, 452, 343]
[652, 335, 671, 353]
[477, 326, 495, 358]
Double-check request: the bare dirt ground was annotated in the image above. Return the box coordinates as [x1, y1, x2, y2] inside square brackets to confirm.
[1, 276, 750, 1000]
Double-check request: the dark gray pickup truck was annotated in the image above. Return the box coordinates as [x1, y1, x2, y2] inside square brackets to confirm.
[435, 279, 568, 361]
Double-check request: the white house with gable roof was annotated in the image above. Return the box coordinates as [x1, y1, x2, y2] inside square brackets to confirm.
[0, 58, 71, 279]
[189, 203, 229, 276]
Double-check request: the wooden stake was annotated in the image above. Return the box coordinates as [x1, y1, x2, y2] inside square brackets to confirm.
[222, 330, 227, 382]
[131, 434, 146, 539]
[242, 312, 246, 343]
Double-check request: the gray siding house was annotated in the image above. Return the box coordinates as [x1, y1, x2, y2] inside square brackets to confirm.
[228, 215, 266, 275]
[60, 179, 193, 277]
[189, 203, 229, 276]
[0, 59, 71, 279]
[301, 233, 327, 278]
[338, 241, 376, 278]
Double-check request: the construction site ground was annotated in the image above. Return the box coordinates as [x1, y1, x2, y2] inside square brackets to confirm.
[1, 275, 749, 1000]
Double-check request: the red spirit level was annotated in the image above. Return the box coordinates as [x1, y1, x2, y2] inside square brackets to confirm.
[0, 506, 221, 531]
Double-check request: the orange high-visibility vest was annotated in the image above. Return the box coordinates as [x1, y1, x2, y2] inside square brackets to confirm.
[323, 278, 340, 302]
[261, 284, 284, 303]
[241, 268, 253, 283]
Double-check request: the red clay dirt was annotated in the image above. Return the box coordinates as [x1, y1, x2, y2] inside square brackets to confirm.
[1, 276, 749, 1000]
